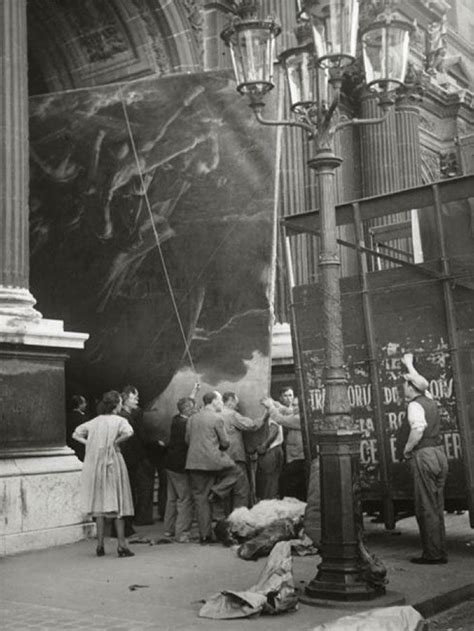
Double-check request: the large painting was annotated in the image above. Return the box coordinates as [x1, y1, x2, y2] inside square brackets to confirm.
[29, 71, 278, 430]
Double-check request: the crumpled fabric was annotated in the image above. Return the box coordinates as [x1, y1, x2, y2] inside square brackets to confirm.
[237, 517, 302, 560]
[311, 606, 425, 631]
[228, 498, 306, 539]
[288, 533, 318, 556]
[199, 540, 298, 619]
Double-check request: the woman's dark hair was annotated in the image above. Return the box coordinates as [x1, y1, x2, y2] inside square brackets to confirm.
[98, 390, 122, 414]
[71, 394, 86, 409]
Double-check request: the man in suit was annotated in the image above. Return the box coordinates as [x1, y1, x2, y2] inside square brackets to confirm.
[185, 391, 243, 544]
[221, 391, 264, 508]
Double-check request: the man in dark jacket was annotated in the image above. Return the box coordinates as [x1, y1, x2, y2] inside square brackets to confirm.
[119, 385, 154, 529]
[162, 397, 195, 542]
[66, 395, 89, 461]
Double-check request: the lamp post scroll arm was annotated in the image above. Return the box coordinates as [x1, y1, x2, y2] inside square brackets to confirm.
[251, 107, 314, 134]
[334, 111, 389, 133]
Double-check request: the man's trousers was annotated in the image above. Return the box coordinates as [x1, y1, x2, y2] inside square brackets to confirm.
[256, 445, 283, 500]
[411, 445, 448, 560]
[163, 470, 194, 540]
[188, 465, 243, 538]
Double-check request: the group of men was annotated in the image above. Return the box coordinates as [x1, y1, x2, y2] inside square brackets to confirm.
[162, 386, 307, 544]
[65, 356, 450, 562]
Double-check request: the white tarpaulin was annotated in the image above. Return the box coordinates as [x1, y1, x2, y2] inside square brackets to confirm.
[198, 540, 298, 619]
[311, 605, 425, 631]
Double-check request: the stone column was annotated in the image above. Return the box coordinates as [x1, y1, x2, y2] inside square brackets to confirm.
[396, 92, 422, 189]
[0, 0, 39, 320]
[359, 92, 401, 197]
[202, 1, 234, 71]
[0, 0, 90, 556]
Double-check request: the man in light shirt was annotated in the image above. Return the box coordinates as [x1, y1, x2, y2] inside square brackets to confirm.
[221, 392, 264, 508]
[261, 386, 307, 501]
[402, 353, 448, 565]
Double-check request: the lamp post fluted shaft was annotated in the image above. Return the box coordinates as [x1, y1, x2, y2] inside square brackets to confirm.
[221, 0, 413, 603]
[303, 146, 377, 600]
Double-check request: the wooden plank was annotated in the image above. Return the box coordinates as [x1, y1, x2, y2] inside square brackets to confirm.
[283, 175, 474, 234]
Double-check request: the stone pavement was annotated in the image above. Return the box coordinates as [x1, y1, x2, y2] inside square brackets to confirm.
[1, 513, 473, 630]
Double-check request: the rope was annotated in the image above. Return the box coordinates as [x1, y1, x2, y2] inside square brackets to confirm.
[118, 86, 198, 377]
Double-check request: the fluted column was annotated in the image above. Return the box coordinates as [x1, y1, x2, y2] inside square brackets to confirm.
[0, 0, 39, 321]
[396, 94, 422, 189]
[202, 1, 234, 71]
[359, 92, 401, 197]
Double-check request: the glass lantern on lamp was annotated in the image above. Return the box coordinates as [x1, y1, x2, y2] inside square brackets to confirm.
[303, 0, 360, 69]
[221, 1, 281, 104]
[361, 15, 413, 96]
[279, 43, 330, 121]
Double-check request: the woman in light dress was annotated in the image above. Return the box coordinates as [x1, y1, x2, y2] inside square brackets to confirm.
[73, 390, 135, 557]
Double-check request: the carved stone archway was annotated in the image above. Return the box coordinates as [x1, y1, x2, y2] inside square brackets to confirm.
[26, 0, 203, 95]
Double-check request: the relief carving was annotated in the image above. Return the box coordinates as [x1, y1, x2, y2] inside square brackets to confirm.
[57, 0, 129, 63]
[425, 14, 447, 75]
[359, 0, 403, 30]
[419, 114, 436, 133]
[420, 147, 440, 182]
[182, 0, 204, 60]
[418, 0, 450, 17]
[396, 63, 426, 106]
[439, 151, 459, 178]
[130, 0, 172, 74]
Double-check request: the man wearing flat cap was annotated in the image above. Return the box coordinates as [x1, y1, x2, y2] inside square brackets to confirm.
[401, 353, 448, 565]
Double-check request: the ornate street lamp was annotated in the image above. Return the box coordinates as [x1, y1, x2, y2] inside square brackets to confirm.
[222, 0, 412, 602]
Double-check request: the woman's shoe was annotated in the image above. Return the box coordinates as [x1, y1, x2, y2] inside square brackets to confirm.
[96, 546, 105, 557]
[117, 546, 135, 558]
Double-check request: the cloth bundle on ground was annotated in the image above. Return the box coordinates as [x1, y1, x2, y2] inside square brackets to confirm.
[311, 606, 425, 631]
[227, 497, 307, 538]
[237, 518, 301, 560]
[198, 540, 298, 619]
[214, 497, 316, 560]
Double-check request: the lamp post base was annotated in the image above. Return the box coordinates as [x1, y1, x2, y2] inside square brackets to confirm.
[300, 588, 406, 607]
[308, 431, 388, 601]
[304, 577, 380, 602]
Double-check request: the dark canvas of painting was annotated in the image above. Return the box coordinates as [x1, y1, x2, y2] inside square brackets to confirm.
[29, 71, 278, 433]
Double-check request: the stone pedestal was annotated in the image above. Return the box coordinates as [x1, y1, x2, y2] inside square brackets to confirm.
[0, 319, 90, 555]
[0, 455, 94, 556]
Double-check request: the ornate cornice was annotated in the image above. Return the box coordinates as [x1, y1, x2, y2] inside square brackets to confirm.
[417, 0, 450, 19]
[182, 0, 204, 59]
